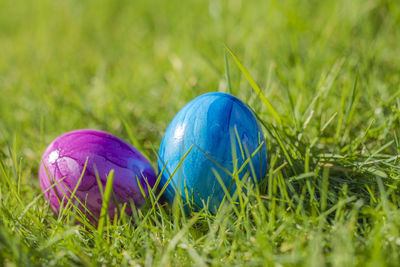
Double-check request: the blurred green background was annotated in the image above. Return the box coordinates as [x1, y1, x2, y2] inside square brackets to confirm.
[1, 0, 399, 162]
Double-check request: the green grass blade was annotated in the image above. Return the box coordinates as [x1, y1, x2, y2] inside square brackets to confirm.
[343, 71, 359, 130]
[224, 49, 232, 94]
[97, 170, 115, 235]
[225, 45, 282, 124]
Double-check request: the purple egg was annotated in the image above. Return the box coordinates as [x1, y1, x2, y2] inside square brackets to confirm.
[39, 129, 157, 224]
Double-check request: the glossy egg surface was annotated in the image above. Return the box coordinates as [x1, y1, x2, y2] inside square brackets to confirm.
[39, 129, 157, 224]
[158, 92, 267, 213]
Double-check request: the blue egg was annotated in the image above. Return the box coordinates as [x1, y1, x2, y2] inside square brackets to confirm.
[158, 92, 268, 213]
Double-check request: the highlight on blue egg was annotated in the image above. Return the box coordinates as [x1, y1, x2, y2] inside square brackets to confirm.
[158, 92, 268, 213]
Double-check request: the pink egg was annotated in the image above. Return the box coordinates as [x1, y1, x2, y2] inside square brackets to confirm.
[39, 129, 157, 224]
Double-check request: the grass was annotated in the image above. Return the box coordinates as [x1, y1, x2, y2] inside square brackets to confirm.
[0, 0, 400, 265]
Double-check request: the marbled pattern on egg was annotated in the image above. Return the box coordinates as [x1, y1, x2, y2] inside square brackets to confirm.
[39, 129, 157, 224]
[158, 92, 268, 213]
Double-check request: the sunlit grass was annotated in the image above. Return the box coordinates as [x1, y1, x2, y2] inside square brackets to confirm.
[0, 0, 400, 266]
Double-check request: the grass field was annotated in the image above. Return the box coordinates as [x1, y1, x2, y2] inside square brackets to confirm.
[1, 0, 400, 266]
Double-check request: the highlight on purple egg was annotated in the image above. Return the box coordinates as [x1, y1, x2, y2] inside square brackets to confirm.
[38, 129, 157, 224]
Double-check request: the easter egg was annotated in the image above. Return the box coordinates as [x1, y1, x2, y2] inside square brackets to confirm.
[158, 92, 267, 213]
[39, 129, 157, 224]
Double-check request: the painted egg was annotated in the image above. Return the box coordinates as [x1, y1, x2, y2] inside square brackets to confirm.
[158, 92, 267, 213]
[39, 129, 157, 224]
